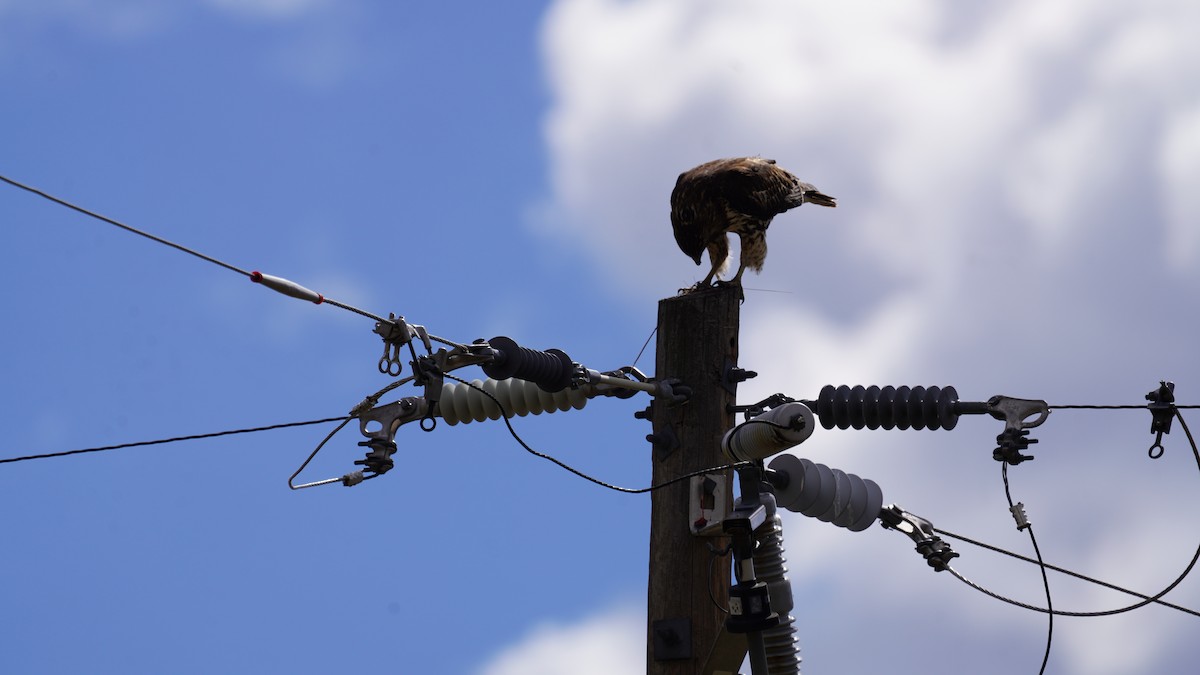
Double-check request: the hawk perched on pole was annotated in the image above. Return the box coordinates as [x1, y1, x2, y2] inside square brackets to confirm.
[670, 157, 836, 290]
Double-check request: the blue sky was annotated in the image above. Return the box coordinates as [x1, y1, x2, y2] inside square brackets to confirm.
[3, 1, 1200, 673]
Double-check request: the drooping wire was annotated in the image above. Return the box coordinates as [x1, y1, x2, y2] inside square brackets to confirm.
[443, 372, 752, 494]
[0, 173, 391, 325]
[706, 542, 734, 614]
[1001, 462, 1053, 675]
[944, 409, 1200, 620]
[0, 416, 352, 465]
[288, 417, 357, 489]
[933, 526, 1200, 618]
[287, 375, 418, 489]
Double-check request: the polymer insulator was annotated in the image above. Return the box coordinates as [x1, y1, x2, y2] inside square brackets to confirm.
[809, 384, 961, 431]
[753, 498, 801, 674]
[436, 378, 589, 426]
[767, 454, 883, 532]
[722, 402, 815, 462]
[481, 336, 575, 392]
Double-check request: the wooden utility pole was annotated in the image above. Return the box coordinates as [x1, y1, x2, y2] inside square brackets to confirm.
[647, 284, 748, 674]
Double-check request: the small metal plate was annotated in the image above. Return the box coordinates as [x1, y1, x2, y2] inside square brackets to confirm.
[652, 617, 692, 661]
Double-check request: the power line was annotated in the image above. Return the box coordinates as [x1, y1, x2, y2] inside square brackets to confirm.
[1, 174, 251, 277]
[0, 416, 351, 465]
[935, 526, 1200, 618]
[1049, 404, 1200, 409]
[941, 410, 1200, 621]
[0, 173, 390, 324]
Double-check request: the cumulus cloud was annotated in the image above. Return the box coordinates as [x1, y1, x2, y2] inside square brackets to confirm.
[475, 604, 644, 675]
[532, 0, 1200, 672]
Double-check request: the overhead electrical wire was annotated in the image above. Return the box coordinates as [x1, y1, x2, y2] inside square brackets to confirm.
[5, 172, 1198, 663]
[1050, 403, 1200, 409]
[0, 173, 390, 325]
[1001, 462, 1053, 675]
[941, 409, 1200, 620]
[933, 526, 1200, 618]
[0, 416, 351, 465]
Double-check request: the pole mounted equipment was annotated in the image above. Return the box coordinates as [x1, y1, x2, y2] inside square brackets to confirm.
[1146, 381, 1177, 458]
[290, 332, 681, 489]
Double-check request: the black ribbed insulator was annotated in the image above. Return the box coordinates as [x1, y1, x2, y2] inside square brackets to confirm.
[482, 336, 575, 392]
[810, 385, 960, 431]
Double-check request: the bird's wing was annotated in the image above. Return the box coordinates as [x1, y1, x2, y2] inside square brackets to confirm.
[721, 158, 798, 218]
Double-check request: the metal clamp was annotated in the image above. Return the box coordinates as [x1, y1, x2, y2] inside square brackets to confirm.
[982, 395, 1050, 432]
[1146, 381, 1176, 459]
[980, 396, 1049, 465]
[879, 505, 959, 571]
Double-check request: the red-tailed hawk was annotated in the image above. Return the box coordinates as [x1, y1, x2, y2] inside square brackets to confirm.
[671, 157, 836, 290]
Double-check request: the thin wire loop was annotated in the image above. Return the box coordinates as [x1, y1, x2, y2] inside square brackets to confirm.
[287, 417, 356, 490]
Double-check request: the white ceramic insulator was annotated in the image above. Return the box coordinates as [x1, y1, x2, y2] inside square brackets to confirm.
[722, 402, 816, 462]
[437, 378, 590, 426]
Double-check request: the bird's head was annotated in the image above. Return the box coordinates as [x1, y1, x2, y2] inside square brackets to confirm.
[670, 204, 706, 264]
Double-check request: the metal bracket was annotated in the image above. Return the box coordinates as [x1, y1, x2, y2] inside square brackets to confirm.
[652, 618, 693, 661]
[984, 395, 1050, 431]
[647, 424, 680, 461]
[357, 396, 430, 444]
[720, 359, 757, 396]
[690, 474, 729, 536]
[983, 395, 1049, 465]
[728, 392, 798, 420]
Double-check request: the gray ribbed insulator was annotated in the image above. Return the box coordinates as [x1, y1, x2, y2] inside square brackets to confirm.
[754, 494, 801, 675]
[436, 378, 589, 426]
[722, 402, 816, 462]
[767, 454, 884, 532]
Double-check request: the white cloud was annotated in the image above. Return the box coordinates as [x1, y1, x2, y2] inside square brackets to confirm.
[533, 0, 1200, 673]
[1159, 105, 1200, 271]
[475, 604, 644, 675]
